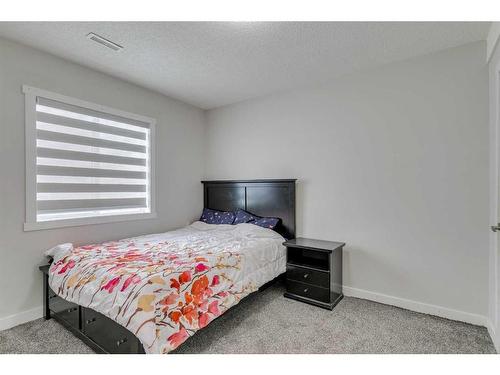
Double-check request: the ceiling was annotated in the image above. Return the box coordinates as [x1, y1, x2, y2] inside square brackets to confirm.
[0, 22, 490, 109]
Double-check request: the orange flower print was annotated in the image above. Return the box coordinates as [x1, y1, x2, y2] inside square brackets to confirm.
[167, 326, 188, 349]
[47, 231, 247, 353]
[191, 276, 212, 306]
[181, 304, 198, 324]
[178, 270, 191, 284]
[170, 278, 180, 291]
[191, 275, 209, 295]
[168, 310, 182, 323]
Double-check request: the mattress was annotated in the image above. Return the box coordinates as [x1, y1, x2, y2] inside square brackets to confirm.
[47, 221, 286, 353]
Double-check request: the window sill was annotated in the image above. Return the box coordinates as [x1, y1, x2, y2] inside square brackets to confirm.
[24, 212, 157, 231]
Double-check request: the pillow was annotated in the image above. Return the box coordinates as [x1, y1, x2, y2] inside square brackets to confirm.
[253, 216, 280, 230]
[199, 208, 235, 225]
[233, 209, 258, 225]
[233, 209, 281, 230]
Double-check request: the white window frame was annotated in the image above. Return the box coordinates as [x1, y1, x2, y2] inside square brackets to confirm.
[23, 85, 157, 231]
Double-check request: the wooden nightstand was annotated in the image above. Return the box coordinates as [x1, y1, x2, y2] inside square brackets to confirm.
[283, 237, 344, 310]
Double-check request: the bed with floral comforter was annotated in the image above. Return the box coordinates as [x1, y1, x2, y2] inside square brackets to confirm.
[47, 221, 286, 353]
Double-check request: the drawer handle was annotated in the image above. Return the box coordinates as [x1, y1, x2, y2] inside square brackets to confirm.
[67, 307, 77, 313]
[303, 273, 309, 279]
[116, 338, 128, 347]
[303, 288, 309, 293]
[86, 317, 96, 324]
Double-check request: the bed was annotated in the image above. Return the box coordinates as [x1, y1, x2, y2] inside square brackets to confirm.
[39, 179, 296, 354]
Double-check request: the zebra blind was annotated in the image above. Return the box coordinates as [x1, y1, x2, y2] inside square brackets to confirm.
[33, 95, 152, 223]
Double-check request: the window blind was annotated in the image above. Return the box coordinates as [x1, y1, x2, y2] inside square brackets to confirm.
[34, 97, 151, 222]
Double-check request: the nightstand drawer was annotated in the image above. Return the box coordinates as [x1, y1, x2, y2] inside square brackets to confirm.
[286, 265, 329, 288]
[286, 280, 330, 303]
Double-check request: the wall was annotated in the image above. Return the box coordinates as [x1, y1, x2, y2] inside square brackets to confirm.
[488, 23, 500, 351]
[0, 35, 492, 335]
[0, 37, 206, 329]
[205, 42, 490, 324]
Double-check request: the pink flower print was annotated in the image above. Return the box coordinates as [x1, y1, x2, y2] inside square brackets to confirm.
[211, 275, 220, 286]
[120, 274, 141, 292]
[208, 300, 220, 316]
[101, 276, 121, 293]
[167, 327, 189, 349]
[58, 260, 75, 274]
[198, 312, 210, 328]
[194, 263, 209, 273]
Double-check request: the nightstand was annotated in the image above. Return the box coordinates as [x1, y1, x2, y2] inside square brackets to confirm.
[283, 237, 344, 310]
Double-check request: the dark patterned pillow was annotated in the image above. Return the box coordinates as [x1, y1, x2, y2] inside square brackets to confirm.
[233, 209, 280, 230]
[233, 209, 258, 225]
[253, 216, 280, 230]
[199, 208, 235, 224]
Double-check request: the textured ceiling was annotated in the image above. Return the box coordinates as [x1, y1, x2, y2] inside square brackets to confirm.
[0, 22, 490, 109]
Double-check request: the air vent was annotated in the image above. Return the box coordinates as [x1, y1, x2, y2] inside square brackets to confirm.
[86, 33, 123, 51]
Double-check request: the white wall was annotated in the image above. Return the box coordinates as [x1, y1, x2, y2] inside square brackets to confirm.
[205, 42, 490, 323]
[488, 23, 500, 351]
[0, 35, 492, 335]
[0, 37, 206, 329]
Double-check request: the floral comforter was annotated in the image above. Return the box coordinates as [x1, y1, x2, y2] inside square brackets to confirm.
[48, 221, 286, 353]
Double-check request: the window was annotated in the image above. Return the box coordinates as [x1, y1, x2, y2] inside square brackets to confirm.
[23, 86, 156, 231]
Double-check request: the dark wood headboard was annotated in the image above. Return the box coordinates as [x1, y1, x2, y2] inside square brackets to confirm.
[201, 179, 296, 239]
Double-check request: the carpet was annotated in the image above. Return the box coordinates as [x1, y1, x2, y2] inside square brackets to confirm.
[0, 283, 495, 354]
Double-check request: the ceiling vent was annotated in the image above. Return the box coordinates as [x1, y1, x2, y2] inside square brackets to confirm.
[86, 33, 123, 52]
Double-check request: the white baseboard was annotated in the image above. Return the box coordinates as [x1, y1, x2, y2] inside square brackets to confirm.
[343, 285, 488, 327]
[486, 319, 500, 353]
[0, 306, 43, 331]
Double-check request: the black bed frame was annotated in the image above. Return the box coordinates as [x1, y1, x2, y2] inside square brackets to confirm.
[202, 179, 296, 239]
[39, 179, 296, 354]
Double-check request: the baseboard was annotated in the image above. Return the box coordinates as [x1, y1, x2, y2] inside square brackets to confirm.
[486, 319, 500, 353]
[0, 305, 43, 331]
[343, 286, 488, 327]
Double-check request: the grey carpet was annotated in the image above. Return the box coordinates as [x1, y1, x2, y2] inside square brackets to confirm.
[0, 283, 495, 354]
